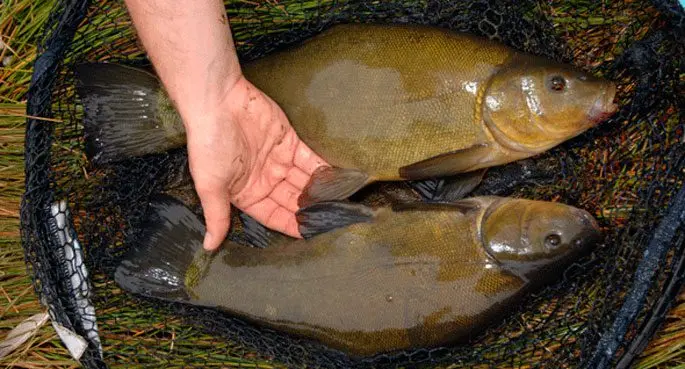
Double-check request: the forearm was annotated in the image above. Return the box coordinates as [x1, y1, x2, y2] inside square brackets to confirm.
[124, 0, 242, 131]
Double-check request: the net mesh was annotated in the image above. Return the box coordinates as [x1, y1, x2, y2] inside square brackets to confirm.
[20, 0, 685, 368]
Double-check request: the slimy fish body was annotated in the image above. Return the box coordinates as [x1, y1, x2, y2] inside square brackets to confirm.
[74, 24, 617, 206]
[115, 194, 600, 357]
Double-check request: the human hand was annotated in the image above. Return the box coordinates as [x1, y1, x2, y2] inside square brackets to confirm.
[122, 0, 326, 251]
[185, 75, 328, 251]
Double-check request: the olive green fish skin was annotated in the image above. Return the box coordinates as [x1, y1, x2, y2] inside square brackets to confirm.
[74, 24, 617, 205]
[174, 197, 600, 356]
[152, 23, 616, 180]
[242, 24, 512, 179]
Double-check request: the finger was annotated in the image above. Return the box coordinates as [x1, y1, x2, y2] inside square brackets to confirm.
[196, 186, 232, 251]
[244, 198, 301, 238]
[293, 140, 328, 175]
[283, 212, 301, 238]
[268, 206, 301, 238]
[269, 180, 302, 213]
[285, 167, 311, 190]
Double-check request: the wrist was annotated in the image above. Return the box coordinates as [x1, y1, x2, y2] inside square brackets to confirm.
[178, 72, 247, 133]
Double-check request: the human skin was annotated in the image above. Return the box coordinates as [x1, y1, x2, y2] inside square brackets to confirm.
[122, 0, 328, 250]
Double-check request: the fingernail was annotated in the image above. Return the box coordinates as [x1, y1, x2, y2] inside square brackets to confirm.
[203, 232, 214, 251]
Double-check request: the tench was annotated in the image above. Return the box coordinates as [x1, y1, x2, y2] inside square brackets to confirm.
[115, 194, 601, 357]
[74, 23, 618, 207]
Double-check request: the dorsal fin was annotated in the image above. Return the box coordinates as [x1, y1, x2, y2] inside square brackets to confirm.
[296, 201, 376, 239]
[239, 213, 295, 248]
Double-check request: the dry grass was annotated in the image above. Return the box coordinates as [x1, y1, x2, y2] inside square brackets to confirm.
[0, 111, 82, 368]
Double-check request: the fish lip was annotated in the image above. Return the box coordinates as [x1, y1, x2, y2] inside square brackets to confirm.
[574, 229, 602, 252]
[579, 209, 600, 231]
[588, 83, 618, 125]
[573, 210, 602, 250]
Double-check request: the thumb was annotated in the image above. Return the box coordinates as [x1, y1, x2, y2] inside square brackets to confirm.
[197, 186, 232, 251]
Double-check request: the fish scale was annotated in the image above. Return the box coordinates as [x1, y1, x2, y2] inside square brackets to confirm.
[73, 23, 616, 207]
[114, 195, 601, 357]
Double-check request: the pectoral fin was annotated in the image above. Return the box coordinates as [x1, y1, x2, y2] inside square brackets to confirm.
[296, 202, 376, 239]
[410, 169, 487, 202]
[298, 166, 371, 207]
[399, 143, 491, 180]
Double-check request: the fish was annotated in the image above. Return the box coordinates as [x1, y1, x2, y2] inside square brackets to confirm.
[73, 23, 618, 207]
[114, 193, 601, 357]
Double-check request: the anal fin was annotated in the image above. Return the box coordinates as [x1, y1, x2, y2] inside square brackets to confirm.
[298, 166, 371, 207]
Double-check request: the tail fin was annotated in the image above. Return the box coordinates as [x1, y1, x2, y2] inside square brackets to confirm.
[114, 194, 206, 301]
[73, 63, 187, 165]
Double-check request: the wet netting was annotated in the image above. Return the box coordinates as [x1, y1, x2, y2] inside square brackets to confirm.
[20, 0, 685, 368]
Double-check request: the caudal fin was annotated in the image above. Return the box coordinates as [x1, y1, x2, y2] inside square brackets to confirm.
[73, 63, 186, 165]
[114, 194, 206, 301]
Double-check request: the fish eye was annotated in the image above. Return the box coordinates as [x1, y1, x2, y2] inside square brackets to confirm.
[544, 234, 562, 249]
[548, 75, 567, 92]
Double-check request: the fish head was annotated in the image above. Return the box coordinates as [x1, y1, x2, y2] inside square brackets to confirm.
[480, 198, 601, 276]
[483, 55, 617, 155]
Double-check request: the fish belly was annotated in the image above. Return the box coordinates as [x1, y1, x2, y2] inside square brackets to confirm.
[187, 209, 524, 356]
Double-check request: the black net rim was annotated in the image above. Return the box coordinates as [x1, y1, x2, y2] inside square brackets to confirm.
[20, 0, 685, 368]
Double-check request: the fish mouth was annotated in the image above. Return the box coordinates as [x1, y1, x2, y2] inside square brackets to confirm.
[587, 83, 618, 125]
[571, 209, 602, 250]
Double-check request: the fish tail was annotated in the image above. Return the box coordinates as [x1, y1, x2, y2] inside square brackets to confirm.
[73, 63, 186, 165]
[114, 194, 206, 301]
